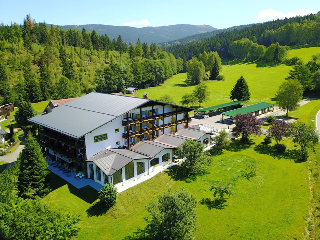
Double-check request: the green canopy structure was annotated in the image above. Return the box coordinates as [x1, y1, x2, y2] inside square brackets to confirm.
[196, 101, 247, 113]
[222, 102, 274, 118]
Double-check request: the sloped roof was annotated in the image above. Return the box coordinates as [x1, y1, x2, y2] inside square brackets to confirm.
[131, 141, 172, 158]
[51, 98, 77, 107]
[154, 134, 188, 148]
[196, 100, 246, 112]
[29, 92, 149, 139]
[176, 128, 206, 140]
[87, 148, 147, 176]
[222, 102, 274, 117]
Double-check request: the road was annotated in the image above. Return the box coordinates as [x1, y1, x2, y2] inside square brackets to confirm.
[0, 138, 25, 163]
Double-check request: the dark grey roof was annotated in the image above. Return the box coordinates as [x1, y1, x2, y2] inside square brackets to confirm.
[155, 134, 188, 148]
[108, 148, 147, 160]
[176, 128, 206, 140]
[29, 92, 149, 138]
[87, 148, 147, 176]
[131, 141, 171, 158]
[0, 129, 8, 135]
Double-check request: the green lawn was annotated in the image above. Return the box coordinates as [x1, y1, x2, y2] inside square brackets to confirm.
[289, 99, 320, 125]
[136, 62, 291, 109]
[135, 46, 320, 110]
[42, 135, 310, 239]
[1, 101, 49, 130]
[288, 45, 320, 63]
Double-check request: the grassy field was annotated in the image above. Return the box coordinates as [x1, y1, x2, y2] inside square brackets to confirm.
[1, 101, 49, 130]
[135, 46, 320, 109]
[288, 45, 320, 63]
[289, 99, 320, 125]
[42, 135, 310, 239]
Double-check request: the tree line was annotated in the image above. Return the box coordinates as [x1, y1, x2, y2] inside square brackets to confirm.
[0, 15, 183, 105]
[164, 12, 320, 60]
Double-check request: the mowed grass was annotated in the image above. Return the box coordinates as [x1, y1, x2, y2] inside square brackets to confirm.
[136, 46, 320, 109]
[288, 45, 320, 63]
[1, 101, 49, 130]
[42, 135, 310, 240]
[136, 63, 291, 108]
[289, 99, 320, 125]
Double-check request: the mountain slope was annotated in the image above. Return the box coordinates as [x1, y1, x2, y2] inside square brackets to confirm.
[59, 24, 216, 44]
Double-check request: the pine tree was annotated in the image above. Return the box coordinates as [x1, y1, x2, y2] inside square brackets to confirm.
[230, 76, 250, 101]
[135, 39, 143, 58]
[18, 135, 49, 199]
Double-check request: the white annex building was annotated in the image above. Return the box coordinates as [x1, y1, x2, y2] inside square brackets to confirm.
[29, 92, 210, 187]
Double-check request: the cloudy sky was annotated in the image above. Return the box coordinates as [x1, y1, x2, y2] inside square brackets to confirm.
[0, 0, 319, 29]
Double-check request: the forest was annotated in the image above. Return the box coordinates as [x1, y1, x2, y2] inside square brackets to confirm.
[0, 15, 183, 105]
[164, 12, 320, 60]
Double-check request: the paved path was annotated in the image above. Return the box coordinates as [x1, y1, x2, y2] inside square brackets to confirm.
[0, 141, 25, 163]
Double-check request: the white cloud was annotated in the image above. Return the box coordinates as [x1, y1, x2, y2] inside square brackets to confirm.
[256, 9, 316, 21]
[123, 19, 151, 27]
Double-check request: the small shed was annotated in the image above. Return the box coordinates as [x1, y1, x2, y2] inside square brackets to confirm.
[126, 87, 137, 94]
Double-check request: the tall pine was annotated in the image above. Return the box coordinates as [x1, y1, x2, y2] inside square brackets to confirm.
[230, 76, 250, 101]
[18, 135, 49, 199]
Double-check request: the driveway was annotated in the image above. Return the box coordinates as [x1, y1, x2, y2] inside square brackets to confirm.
[0, 138, 25, 163]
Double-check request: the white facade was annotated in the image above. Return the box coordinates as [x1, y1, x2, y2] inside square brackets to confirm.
[85, 116, 123, 159]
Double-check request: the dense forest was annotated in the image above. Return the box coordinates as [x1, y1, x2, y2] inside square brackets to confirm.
[164, 12, 320, 60]
[0, 15, 183, 105]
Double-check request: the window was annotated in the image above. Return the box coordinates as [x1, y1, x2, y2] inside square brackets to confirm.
[116, 141, 120, 145]
[94, 133, 108, 143]
[150, 158, 159, 166]
[96, 166, 101, 181]
[125, 162, 134, 180]
[115, 128, 119, 133]
[162, 153, 170, 162]
[113, 169, 122, 185]
[137, 162, 145, 175]
[103, 173, 109, 184]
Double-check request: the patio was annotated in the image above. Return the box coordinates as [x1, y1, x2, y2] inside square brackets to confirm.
[47, 159, 102, 191]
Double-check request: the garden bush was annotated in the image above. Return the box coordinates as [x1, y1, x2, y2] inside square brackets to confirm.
[99, 183, 117, 209]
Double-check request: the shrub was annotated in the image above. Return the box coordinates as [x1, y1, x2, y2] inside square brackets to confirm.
[266, 115, 276, 123]
[99, 183, 117, 208]
[210, 181, 233, 200]
[263, 136, 272, 145]
[214, 130, 231, 150]
[274, 143, 286, 153]
[216, 75, 225, 81]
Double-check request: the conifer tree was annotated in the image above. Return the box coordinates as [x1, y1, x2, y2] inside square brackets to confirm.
[230, 76, 250, 101]
[18, 135, 49, 199]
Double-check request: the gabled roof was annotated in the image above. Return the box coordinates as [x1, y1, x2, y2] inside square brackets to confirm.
[87, 148, 147, 176]
[176, 128, 206, 140]
[131, 141, 173, 158]
[154, 134, 188, 148]
[222, 102, 274, 117]
[29, 92, 193, 139]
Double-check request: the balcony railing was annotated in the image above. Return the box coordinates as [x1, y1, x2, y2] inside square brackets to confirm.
[39, 129, 85, 149]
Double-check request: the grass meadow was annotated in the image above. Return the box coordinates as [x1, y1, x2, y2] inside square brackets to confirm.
[42, 135, 310, 240]
[135, 46, 320, 110]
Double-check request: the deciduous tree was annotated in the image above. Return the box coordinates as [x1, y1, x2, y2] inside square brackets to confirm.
[289, 121, 319, 160]
[267, 120, 291, 144]
[146, 189, 197, 240]
[185, 57, 205, 85]
[276, 79, 303, 117]
[232, 113, 263, 142]
[193, 83, 209, 107]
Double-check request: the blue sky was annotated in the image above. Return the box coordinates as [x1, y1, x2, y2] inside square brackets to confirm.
[0, 0, 319, 29]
